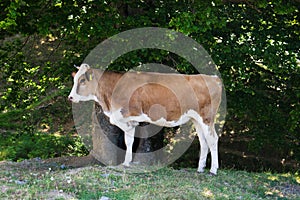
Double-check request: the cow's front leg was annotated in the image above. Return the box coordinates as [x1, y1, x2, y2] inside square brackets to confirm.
[123, 128, 135, 166]
[109, 112, 137, 166]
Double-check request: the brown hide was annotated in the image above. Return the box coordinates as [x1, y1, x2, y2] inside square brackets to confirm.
[84, 69, 222, 125]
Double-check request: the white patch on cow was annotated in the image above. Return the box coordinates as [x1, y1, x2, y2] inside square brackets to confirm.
[125, 109, 203, 128]
[107, 108, 207, 129]
[70, 92, 99, 103]
[103, 111, 112, 118]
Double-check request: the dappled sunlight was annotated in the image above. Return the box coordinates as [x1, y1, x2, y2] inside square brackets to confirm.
[39, 123, 50, 133]
[267, 174, 279, 181]
[201, 187, 214, 198]
[296, 175, 300, 184]
[0, 0, 299, 199]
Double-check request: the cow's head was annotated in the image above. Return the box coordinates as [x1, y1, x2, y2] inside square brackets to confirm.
[68, 64, 99, 103]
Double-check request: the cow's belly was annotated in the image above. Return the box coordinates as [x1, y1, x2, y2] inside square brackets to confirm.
[131, 113, 190, 127]
[108, 109, 202, 128]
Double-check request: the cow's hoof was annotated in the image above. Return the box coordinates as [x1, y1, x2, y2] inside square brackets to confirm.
[197, 169, 205, 174]
[209, 172, 217, 176]
[122, 163, 130, 168]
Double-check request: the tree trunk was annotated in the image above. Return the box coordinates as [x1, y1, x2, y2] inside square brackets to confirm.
[90, 104, 164, 166]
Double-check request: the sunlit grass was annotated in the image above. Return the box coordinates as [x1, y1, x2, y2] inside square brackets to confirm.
[0, 162, 299, 200]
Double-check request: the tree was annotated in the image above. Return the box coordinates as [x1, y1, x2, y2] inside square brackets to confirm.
[0, 0, 299, 171]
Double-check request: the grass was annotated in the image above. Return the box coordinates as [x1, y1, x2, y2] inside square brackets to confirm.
[0, 159, 299, 200]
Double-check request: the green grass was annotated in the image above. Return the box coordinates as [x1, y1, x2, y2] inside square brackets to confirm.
[0, 160, 299, 200]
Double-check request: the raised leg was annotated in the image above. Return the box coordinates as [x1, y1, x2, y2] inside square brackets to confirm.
[123, 128, 135, 166]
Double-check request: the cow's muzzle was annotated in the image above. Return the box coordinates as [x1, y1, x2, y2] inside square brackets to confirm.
[68, 96, 74, 102]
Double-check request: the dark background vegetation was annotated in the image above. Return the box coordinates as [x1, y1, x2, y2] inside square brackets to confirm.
[0, 0, 299, 172]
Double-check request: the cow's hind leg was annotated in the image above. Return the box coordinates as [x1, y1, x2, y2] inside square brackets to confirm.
[193, 121, 209, 173]
[206, 127, 219, 175]
[193, 120, 219, 175]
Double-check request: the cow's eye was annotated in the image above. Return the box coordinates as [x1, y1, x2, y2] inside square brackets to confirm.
[80, 79, 86, 84]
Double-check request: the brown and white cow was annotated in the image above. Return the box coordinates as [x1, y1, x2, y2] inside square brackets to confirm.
[69, 64, 222, 175]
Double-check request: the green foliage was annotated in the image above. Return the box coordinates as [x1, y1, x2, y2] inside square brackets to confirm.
[0, 131, 87, 161]
[0, 0, 23, 34]
[169, 1, 299, 161]
[0, 84, 85, 160]
[0, 90, 88, 161]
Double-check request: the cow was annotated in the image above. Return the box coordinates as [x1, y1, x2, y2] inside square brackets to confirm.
[68, 63, 222, 175]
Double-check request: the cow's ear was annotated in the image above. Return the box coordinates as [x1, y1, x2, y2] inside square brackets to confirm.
[71, 72, 76, 77]
[89, 73, 93, 81]
[74, 64, 80, 70]
[85, 70, 94, 81]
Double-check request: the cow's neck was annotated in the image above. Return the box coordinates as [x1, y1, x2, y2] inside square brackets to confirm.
[93, 69, 124, 113]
